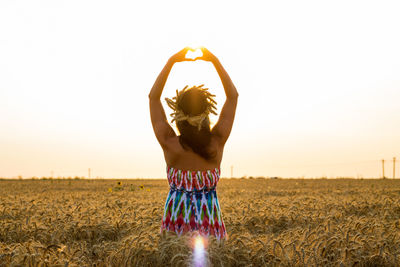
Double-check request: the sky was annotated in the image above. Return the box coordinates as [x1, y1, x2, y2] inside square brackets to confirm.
[1, 0, 399, 179]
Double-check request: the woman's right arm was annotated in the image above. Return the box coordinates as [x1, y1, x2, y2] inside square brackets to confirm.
[200, 47, 239, 145]
[149, 47, 194, 148]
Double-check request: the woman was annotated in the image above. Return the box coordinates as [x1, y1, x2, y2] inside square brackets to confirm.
[148, 47, 238, 241]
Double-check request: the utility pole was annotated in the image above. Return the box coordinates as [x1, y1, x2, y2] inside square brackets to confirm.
[394, 157, 396, 179]
[88, 168, 91, 179]
[382, 159, 385, 178]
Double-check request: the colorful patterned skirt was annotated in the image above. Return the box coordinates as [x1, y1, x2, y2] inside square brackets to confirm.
[160, 166, 227, 240]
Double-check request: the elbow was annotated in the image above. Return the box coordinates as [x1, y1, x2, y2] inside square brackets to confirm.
[229, 91, 239, 99]
[148, 92, 158, 100]
[148, 94, 161, 104]
[229, 84, 238, 99]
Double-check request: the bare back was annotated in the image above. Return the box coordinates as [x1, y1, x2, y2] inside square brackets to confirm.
[162, 134, 224, 171]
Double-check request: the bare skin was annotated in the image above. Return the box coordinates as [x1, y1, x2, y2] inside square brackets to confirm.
[149, 47, 238, 171]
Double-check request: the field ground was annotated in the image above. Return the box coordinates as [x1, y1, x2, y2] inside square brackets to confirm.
[1, 178, 400, 266]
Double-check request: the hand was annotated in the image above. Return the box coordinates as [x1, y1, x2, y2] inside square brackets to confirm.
[195, 47, 218, 63]
[168, 47, 196, 63]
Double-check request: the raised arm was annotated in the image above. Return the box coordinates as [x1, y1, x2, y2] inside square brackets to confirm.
[148, 47, 194, 148]
[199, 47, 239, 145]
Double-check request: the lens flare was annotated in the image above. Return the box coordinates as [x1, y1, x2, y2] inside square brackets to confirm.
[191, 234, 208, 267]
[195, 235, 204, 249]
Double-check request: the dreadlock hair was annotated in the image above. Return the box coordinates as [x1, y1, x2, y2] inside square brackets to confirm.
[175, 88, 215, 160]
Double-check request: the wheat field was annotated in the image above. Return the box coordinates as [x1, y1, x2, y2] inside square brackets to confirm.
[0, 177, 399, 267]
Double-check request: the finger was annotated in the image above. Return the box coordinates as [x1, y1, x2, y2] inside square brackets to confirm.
[178, 47, 188, 55]
[202, 47, 210, 54]
[181, 57, 194, 62]
[183, 46, 196, 52]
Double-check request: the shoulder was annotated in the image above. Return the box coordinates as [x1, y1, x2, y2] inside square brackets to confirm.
[161, 136, 189, 163]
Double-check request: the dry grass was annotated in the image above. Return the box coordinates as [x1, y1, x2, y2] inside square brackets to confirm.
[1, 177, 400, 266]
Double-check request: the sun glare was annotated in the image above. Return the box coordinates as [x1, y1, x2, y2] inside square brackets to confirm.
[185, 48, 203, 60]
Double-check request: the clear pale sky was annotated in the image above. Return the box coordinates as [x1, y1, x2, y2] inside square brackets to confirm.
[1, 0, 399, 179]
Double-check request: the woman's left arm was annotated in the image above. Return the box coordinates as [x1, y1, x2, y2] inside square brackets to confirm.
[148, 47, 193, 148]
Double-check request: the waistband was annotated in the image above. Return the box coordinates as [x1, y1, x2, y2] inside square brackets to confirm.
[169, 184, 216, 193]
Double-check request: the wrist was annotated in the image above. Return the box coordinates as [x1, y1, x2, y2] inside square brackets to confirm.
[211, 57, 221, 66]
[167, 58, 176, 66]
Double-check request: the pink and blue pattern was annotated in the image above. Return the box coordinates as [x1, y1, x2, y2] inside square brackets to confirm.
[160, 166, 227, 240]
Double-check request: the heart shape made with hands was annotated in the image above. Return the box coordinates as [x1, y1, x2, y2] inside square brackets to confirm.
[185, 48, 203, 60]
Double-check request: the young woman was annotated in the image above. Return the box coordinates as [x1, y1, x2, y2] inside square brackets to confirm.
[148, 47, 238, 241]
